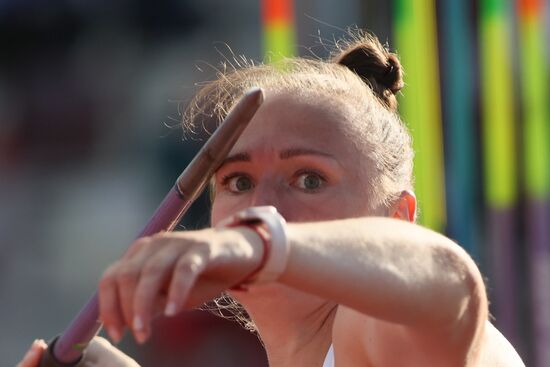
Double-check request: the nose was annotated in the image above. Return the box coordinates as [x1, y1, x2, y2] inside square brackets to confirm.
[249, 180, 290, 219]
[250, 179, 279, 207]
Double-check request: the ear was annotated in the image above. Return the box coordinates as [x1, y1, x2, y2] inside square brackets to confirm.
[390, 190, 416, 223]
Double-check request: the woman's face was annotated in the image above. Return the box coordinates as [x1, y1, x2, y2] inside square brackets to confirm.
[211, 93, 378, 225]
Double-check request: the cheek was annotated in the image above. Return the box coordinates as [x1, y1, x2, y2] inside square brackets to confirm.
[210, 194, 252, 226]
[278, 188, 372, 223]
[210, 199, 228, 226]
[316, 186, 373, 219]
[290, 196, 360, 221]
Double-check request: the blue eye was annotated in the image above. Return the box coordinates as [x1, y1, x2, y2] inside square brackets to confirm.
[222, 174, 253, 193]
[294, 172, 326, 191]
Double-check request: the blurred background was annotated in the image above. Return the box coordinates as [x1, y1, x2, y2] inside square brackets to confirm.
[1, 0, 549, 365]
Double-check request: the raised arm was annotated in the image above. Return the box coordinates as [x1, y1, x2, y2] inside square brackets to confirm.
[280, 216, 488, 365]
[97, 212, 488, 365]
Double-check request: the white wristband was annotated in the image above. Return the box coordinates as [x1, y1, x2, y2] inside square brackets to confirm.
[218, 206, 289, 284]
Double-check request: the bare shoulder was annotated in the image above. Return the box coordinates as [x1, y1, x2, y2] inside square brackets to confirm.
[478, 321, 525, 367]
[332, 306, 524, 367]
[331, 305, 375, 366]
[332, 305, 452, 366]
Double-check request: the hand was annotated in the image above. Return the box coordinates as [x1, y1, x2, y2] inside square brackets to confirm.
[16, 337, 140, 367]
[16, 339, 46, 367]
[98, 227, 262, 345]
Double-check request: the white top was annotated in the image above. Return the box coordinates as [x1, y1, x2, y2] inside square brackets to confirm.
[323, 344, 334, 367]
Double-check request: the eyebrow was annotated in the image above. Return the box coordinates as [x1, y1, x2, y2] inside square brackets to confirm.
[218, 148, 335, 170]
[279, 148, 335, 160]
[220, 152, 251, 166]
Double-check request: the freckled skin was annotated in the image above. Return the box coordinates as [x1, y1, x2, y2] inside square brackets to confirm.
[211, 93, 384, 367]
[210, 94, 523, 367]
[212, 93, 377, 225]
[212, 96, 369, 363]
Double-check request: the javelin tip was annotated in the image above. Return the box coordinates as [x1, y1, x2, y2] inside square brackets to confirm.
[244, 87, 264, 105]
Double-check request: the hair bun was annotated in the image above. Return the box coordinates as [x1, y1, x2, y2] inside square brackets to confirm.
[381, 54, 404, 94]
[332, 34, 404, 110]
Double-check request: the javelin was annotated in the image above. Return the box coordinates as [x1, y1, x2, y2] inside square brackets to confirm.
[39, 87, 264, 367]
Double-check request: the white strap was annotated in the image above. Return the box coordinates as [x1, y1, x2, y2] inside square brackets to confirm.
[218, 206, 289, 284]
[323, 344, 334, 367]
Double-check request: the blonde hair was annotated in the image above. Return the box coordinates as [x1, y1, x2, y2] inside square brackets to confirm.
[184, 31, 413, 211]
[186, 30, 414, 331]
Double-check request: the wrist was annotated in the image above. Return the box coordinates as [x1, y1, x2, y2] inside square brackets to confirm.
[218, 206, 289, 289]
[231, 225, 266, 272]
[229, 225, 270, 289]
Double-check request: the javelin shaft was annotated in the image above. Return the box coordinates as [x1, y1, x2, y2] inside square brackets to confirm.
[41, 88, 264, 366]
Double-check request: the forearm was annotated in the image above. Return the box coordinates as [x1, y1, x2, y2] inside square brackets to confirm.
[278, 217, 487, 329]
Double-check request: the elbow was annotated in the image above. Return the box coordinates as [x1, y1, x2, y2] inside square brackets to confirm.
[434, 242, 488, 358]
[457, 250, 488, 359]
[418, 239, 487, 327]
[412, 242, 488, 365]
[450, 245, 488, 330]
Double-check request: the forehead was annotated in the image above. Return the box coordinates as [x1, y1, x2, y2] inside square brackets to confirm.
[229, 93, 362, 156]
